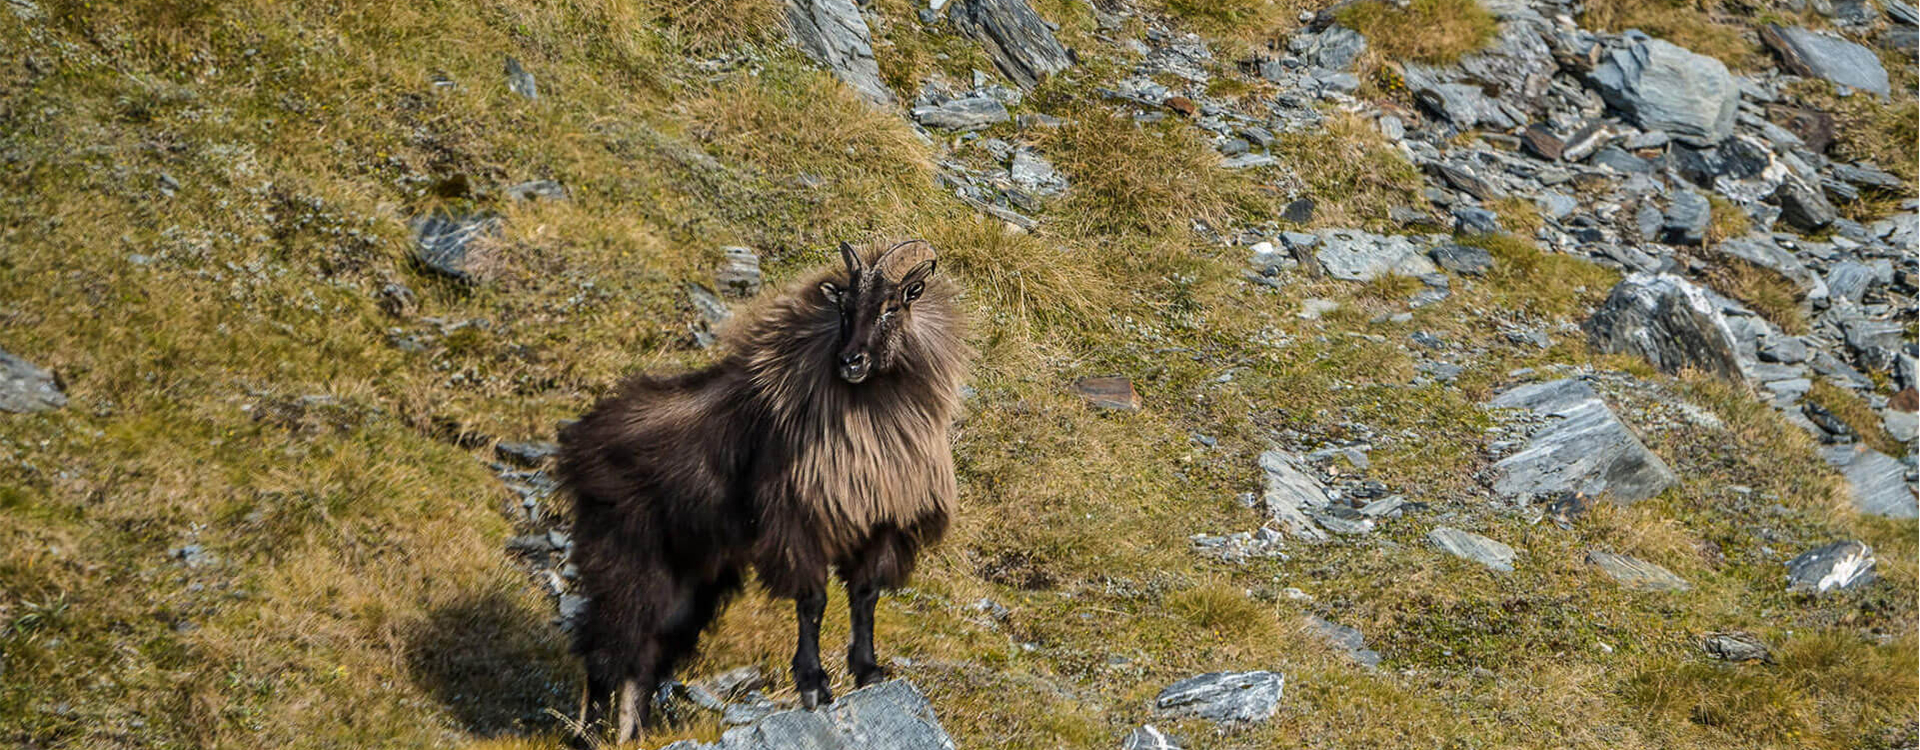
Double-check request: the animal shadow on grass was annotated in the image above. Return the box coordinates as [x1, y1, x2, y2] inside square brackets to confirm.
[405, 590, 575, 738]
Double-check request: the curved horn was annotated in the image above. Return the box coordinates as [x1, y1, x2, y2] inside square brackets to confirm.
[872, 239, 928, 273]
[838, 241, 864, 280]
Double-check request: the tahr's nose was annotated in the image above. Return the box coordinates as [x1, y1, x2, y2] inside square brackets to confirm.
[842, 352, 870, 368]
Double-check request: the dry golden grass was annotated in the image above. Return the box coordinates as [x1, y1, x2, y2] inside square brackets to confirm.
[1045, 109, 1271, 236]
[1700, 258, 1810, 336]
[1805, 380, 1907, 457]
[1580, 0, 1763, 68]
[1337, 0, 1498, 65]
[1271, 113, 1426, 228]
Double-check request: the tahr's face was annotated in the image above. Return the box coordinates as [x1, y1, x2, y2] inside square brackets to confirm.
[819, 243, 936, 385]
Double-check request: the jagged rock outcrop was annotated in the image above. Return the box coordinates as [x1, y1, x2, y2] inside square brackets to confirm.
[1154, 671, 1284, 724]
[947, 0, 1073, 88]
[786, 0, 895, 106]
[1586, 274, 1747, 383]
[1761, 25, 1891, 96]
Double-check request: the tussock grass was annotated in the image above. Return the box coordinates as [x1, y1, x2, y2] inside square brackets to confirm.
[1805, 381, 1905, 457]
[1581, 0, 1762, 68]
[1046, 109, 1271, 236]
[1699, 258, 1809, 336]
[1337, 0, 1498, 65]
[1271, 113, 1426, 228]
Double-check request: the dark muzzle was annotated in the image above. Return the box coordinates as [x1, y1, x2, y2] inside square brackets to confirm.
[838, 351, 871, 383]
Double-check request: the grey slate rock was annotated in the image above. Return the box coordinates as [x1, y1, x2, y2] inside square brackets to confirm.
[1588, 36, 1739, 146]
[717, 246, 764, 298]
[1121, 724, 1182, 750]
[948, 0, 1074, 89]
[1587, 550, 1692, 591]
[1489, 379, 1679, 503]
[1840, 317, 1908, 373]
[504, 55, 537, 100]
[496, 440, 558, 468]
[1260, 449, 1332, 541]
[1772, 173, 1838, 231]
[1703, 632, 1773, 663]
[1427, 527, 1516, 572]
[1660, 189, 1710, 246]
[1154, 671, 1285, 724]
[1586, 273, 1747, 382]
[786, 0, 893, 105]
[0, 348, 66, 413]
[912, 97, 1010, 130]
[1308, 616, 1382, 667]
[411, 212, 501, 283]
[676, 680, 955, 750]
[1717, 236, 1827, 300]
[1296, 25, 1368, 70]
[1429, 242, 1494, 275]
[1314, 230, 1440, 281]
[504, 179, 567, 202]
[1453, 205, 1502, 235]
[1824, 444, 1918, 518]
[1761, 25, 1891, 96]
[1786, 540, 1876, 594]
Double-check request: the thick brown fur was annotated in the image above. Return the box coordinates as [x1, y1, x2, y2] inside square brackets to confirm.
[556, 240, 970, 743]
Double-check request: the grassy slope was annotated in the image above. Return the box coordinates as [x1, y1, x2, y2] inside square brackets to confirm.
[0, 1, 1913, 749]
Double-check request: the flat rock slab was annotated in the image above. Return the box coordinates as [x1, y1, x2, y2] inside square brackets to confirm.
[1308, 615, 1382, 667]
[1154, 670, 1285, 724]
[0, 348, 66, 413]
[1314, 229, 1439, 281]
[1585, 273, 1746, 383]
[1786, 540, 1876, 594]
[664, 680, 954, 750]
[1488, 379, 1678, 503]
[911, 97, 1010, 131]
[412, 212, 501, 282]
[1070, 376, 1141, 412]
[1259, 449, 1332, 541]
[1761, 25, 1891, 96]
[1587, 550, 1692, 592]
[1427, 527, 1516, 572]
[1822, 444, 1917, 519]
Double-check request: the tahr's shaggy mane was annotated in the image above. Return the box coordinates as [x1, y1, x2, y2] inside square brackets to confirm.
[557, 239, 970, 744]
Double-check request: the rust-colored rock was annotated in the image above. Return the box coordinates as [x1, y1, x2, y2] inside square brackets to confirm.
[1768, 105, 1835, 154]
[1071, 376, 1141, 412]
[1163, 96, 1197, 117]
[1890, 387, 1917, 413]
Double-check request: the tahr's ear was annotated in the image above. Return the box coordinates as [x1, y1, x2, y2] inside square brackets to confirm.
[898, 258, 936, 304]
[820, 281, 842, 304]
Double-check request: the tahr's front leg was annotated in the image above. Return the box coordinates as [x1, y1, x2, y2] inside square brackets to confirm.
[792, 588, 834, 709]
[846, 578, 890, 687]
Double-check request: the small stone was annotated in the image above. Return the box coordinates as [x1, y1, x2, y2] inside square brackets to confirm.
[1703, 632, 1773, 663]
[496, 440, 558, 468]
[716, 246, 763, 297]
[1217, 137, 1250, 156]
[1071, 376, 1141, 412]
[912, 97, 1009, 130]
[1308, 615, 1382, 667]
[1785, 540, 1875, 594]
[1428, 242, 1493, 275]
[1122, 724, 1182, 750]
[1587, 550, 1692, 592]
[1660, 189, 1710, 246]
[1297, 298, 1339, 320]
[1282, 198, 1316, 224]
[503, 179, 567, 202]
[1427, 527, 1516, 572]
[504, 55, 538, 100]
[1521, 123, 1564, 160]
[1154, 671, 1284, 724]
[1452, 205, 1501, 235]
[411, 212, 501, 283]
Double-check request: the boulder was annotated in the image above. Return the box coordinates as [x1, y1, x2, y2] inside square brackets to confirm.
[1489, 379, 1678, 503]
[1427, 527, 1517, 572]
[1154, 671, 1285, 724]
[0, 348, 66, 413]
[1761, 25, 1891, 96]
[1588, 36, 1739, 146]
[667, 680, 955, 750]
[1585, 273, 1747, 382]
[947, 0, 1074, 88]
[1659, 189, 1710, 246]
[785, 0, 894, 105]
[1786, 540, 1875, 594]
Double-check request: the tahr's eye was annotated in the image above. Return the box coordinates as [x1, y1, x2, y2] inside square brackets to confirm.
[902, 281, 925, 303]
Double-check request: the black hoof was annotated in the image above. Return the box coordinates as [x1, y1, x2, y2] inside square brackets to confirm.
[853, 665, 891, 688]
[799, 685, 834, 710]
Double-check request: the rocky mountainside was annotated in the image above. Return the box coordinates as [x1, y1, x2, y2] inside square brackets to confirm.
[0, 0, 1914, 748]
